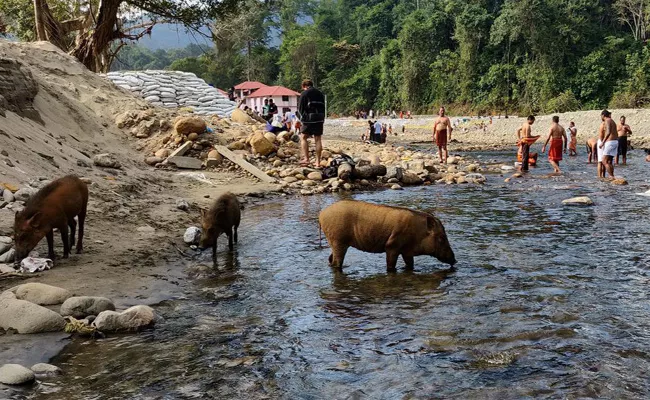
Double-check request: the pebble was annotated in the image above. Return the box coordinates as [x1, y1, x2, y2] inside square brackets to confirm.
[184, 227, 201, 245]
[387, 178, 399, 184]
[30, 363, 62, 377]
[307, 171, 323, 181]
[302, 179, 317, 187]
[0, 364, 35, 385]
[60, 296, 116, 319]
[391, 184, 403, 190]
[0, 248, 15, 263]
[175, 199, 190, 211]
[562, 196, 594, 206]
[137, 225, 155, 234]
[2, 189, 14, 203]
[14, 188, 37, 202]
[93, 305, 160, 332]
[343, 183, 352, 191]
[93, 153, 121, 169]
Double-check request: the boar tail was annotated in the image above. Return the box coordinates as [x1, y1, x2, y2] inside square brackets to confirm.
[318, 222, 322, 248]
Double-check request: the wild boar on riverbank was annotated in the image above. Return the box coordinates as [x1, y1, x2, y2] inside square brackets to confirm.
[319, 200, 456, 271]
[200, 192, 241, 263]
[14, 175, 88, 263]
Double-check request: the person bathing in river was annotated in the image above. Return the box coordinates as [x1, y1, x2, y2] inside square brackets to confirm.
[586, 137, 598, 164]
[616, 115, 632, 165]
[598, 109, 618, 179]
[542, 116, 567, 173]
[516, 115, 536, 172]
[433, 106, 452, 163]
[567, 121, 578, 156]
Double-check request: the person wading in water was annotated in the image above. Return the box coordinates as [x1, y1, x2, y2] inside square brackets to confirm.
[616, 115, 632, 165]
[542, 116, 567, 174]
[516, 115, 536, 172]
[433, 106, 452, 164]
[598, 109, 618, 179]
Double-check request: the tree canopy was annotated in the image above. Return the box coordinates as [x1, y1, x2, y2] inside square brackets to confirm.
[4, 0, 650, 113]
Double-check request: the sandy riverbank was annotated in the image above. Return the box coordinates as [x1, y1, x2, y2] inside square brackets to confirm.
[324, 110, 650, 152]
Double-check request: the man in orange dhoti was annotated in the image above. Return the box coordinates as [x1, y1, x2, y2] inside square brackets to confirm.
[542, 115, 567, 173]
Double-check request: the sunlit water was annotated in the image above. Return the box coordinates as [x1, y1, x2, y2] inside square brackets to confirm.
[8, 151, 650, 399]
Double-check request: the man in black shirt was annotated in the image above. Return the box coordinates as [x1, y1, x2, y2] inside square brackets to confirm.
[268, 99, 278, 120]
[298, 79, 326, 167]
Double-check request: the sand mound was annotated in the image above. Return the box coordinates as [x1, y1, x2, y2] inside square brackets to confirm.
[0, 40, 175, 186]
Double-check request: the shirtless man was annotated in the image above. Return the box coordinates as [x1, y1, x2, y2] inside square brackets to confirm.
[598, 109, 618, 179]
[541, 116, 567, 173]
[567, 121, 578, 156]
[433, 106, 452, 163]
[516, 115, 535, 172]
[586, 137, 598, 164]
[616, 115, 632, 165]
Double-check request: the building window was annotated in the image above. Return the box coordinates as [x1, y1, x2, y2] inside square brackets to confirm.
[282, 95, 290, 102]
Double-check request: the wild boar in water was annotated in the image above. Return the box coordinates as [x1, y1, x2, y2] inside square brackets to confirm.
[319, 200, 456, 271]
[200, 192, 241, 263]
[14, 175, 88, 263]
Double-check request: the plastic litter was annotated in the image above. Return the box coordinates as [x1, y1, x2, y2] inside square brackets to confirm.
[20, 257, 53, 273]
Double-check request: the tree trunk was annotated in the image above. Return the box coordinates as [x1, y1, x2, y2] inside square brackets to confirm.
[70, 0, 122, 72]
[33, 0, 46, 40]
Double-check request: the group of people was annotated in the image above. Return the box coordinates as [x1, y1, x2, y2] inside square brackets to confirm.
[516, 110, 634, 177]
[355, 110, 412, 120]
[362, 121, 395, 143]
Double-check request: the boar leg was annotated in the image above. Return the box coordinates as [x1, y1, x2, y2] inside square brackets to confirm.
[68, 218, 77, 250]
[46, 230, 55, 260]
[77, 207, 86, 254]
[60, 223, 70, 258]
[227, 227, 234, 250]
[329, 242, 347, 269]
[212, 235, 218, 264]
[402, 254, 415, 270]
[386, 251, 399, 272]
[233, 226, 238, 243]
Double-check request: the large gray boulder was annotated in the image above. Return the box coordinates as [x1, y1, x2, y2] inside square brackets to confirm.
[0, 364, 35, 385]
[93, 305, 160, 332]
[60, 296, 115, 319]
[13, 188, 37, 202]
[400, 171, 423, 185]
[11, 283, 72, 305]
[0, 296, 65, 333]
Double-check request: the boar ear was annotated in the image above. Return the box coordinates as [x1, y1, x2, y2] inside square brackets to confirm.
[27, 212, 42, 228]
[426, 216, 438, 231]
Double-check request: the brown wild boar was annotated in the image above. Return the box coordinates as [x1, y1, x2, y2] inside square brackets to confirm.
[319, 200, 456, 271]
[14, 175, 88, 263]
[200, 192, 241, 262]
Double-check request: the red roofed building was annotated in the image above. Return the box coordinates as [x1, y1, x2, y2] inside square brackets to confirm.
[243, 85, 301, 115]
[234, 81, 268, 99]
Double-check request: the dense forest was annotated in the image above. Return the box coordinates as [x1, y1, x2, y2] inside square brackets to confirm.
[3, 0, 650, 115]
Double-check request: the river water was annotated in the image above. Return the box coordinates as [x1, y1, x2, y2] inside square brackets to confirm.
[11, 151, 650, 399]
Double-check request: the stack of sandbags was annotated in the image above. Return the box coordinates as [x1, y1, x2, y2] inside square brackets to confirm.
[103, 70, 237, 117]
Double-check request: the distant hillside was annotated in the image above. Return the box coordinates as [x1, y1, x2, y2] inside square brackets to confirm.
[137, 23, 212, 50]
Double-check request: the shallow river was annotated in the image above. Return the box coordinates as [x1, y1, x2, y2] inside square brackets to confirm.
[12, 151, 650, 399]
